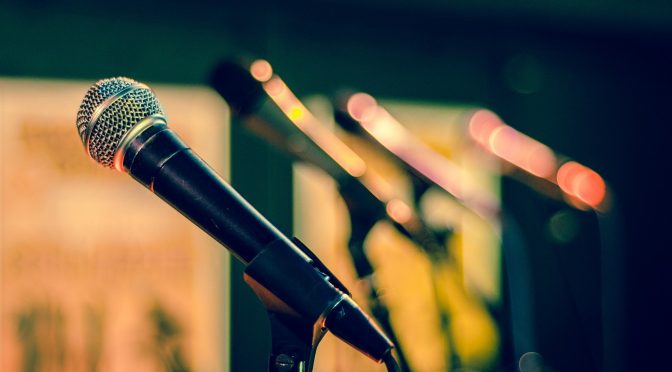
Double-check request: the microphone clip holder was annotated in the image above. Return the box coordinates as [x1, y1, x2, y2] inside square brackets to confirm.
[263, 309, 325, 372]
[243, 237, 350, 372]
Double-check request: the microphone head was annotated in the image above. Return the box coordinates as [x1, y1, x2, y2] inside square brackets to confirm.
[76, 77, 164, 168]
[210, 59, 265, 116]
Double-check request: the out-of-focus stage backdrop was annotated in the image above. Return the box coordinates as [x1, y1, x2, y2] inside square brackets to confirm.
[1, 1, 671, 371]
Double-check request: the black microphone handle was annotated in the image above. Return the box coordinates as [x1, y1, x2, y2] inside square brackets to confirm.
[123, 120, 283, 263]
[121, 120, 393, 361]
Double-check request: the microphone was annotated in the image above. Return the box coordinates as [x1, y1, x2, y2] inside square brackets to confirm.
[75, 77, 393, 363]
[211, 59, 364, 186]
[332, 91, 499, 223]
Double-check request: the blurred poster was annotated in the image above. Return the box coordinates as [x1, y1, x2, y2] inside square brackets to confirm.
[0, 78, 230, 372]
[297, 98, 501, 371]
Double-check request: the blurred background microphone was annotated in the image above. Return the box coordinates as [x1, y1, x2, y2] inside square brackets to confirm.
[332, 91, 500, 223]
[466, 109, 609, 211]
[334, 89, 615, 371]
[211, 58, 501, 371]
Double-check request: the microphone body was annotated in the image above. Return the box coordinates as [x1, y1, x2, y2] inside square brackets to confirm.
[123, 119, 283, 263]
[76, 78, 393, 363]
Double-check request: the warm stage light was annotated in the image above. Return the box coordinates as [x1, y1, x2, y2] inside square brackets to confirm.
[288, 106, 305, 122]
[250, 59, 273, 82]
[486, 125, 508, 156]
[262, 76, 367, 178]
[523, 143, 556, 178]
[468, 109, 503, 146]
[557, 161, 606, 208]
[469, 109, 556, 179]
[468, 109, 610, 210]
[350, 96, 465, 199]
[386, 198, 413, 225]
[575, 171, 606, 207]
[556, 161, 582, 194]
[264, 76, 287, 97]
[347, 93, 379, 122]
[342, 96, 503, 221]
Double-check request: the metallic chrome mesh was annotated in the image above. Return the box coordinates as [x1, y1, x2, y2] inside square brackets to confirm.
[76, 77, 138, 145]
[76, 77, 164, 168]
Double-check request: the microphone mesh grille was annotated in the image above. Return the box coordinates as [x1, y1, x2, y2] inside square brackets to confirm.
[77, 77, 137, 142]
[76, 77, 164, 168]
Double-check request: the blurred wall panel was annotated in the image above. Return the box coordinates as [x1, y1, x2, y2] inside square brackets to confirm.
[0, 78, 230, 372]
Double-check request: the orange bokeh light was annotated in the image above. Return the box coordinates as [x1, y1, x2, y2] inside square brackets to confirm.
[524, 143, 556, 178]
[262, 76, 367, 178]
[487, 125, 556, 178]
[250, 59, 273, 82]
[347, 93, 379, 122]
[342, 95, 503, 221]
[386, 198, 413, 224]
[468, 110, 504, 146]
[469, 109, 556, 179]
[470, 109, 609, 210]
[264, 76, 287, 97]
[557, 161, 606, 207]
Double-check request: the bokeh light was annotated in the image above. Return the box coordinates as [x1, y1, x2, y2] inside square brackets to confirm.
[557, 161, 606, 208]
[250, 59, 273, 82]
[468, 110, 557, 179]
[347, 93, 379, 122]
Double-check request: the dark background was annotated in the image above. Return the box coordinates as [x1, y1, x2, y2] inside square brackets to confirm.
[2, 1, 671, 370]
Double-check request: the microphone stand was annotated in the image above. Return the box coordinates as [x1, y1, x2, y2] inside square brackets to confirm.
[243, 237, 345, 372]
[264, 311, 325, 372]
[243, 235, 403, 372]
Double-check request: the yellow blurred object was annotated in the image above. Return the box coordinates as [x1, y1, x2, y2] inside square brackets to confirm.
[366, 222, 448, 371]
[431, 260, 500, 369]
[294, 97, 502, 371]
[294, 163, 388, 372]
[367, 223, 499, 371]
